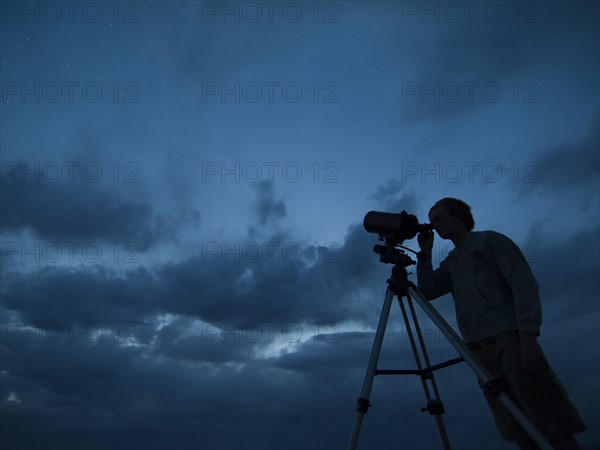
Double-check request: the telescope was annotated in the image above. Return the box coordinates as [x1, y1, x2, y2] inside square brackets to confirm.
[363, 210, 432, 244]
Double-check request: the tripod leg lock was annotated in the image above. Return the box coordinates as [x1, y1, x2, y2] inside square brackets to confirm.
[355, 397, 371, 414]
[484, 377, 507, 397]
[421, 399, 445, 415]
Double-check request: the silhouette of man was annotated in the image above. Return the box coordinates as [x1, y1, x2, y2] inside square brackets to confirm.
[416, 197, 587, 450]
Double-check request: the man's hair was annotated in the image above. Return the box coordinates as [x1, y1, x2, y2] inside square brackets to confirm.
[429, 198, 475, 231]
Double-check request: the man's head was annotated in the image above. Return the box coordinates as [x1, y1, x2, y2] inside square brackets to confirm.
[428, 198, 474, 240]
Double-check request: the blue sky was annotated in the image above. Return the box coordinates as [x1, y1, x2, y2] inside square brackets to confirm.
[1, 1, 599, 449]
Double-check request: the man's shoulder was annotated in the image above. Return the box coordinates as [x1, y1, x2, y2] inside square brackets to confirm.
[471, 230, 504, 237]
[445, 231, 513, 261]
[461, 230, 498, 244]
[470, 230, 512, 242]
[457, 230, 512, 252]
[469, 230, 521, 254]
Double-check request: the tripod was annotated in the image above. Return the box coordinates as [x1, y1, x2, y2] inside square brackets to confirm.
[347, 244, 553, 450]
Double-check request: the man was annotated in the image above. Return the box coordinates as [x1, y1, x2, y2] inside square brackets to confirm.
[416, 197, 587, 450]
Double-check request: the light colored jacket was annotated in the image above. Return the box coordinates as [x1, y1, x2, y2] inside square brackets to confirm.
[417, 230, 542, 344]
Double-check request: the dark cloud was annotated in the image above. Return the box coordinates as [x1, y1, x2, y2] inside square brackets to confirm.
[0, 217, 378, 333]
[525, 225, 600, 324]
[0, 265, 158, 331]
[2, 162, 596, 450]
[519, 111, 599, 199]
[253, 180, 288, 226]
[168, 220, 381, 325]
[1, 219, 597, 449]
[396, 22, 537, 123]
[396, 2, 599, 124]
[367, 178, 405, 204]
[150, 315, 259, 364]
[366, 183, 419, 214]
[0, 165, 170, 249]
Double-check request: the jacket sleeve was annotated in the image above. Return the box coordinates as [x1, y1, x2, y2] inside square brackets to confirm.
[417, 254, 453, 300]
[486, 232, 542, 335]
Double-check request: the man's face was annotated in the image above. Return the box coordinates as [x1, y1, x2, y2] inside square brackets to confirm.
[428, 206, 463, 239]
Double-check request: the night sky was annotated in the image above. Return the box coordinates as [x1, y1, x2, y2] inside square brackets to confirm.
[1, 1, 599, 449]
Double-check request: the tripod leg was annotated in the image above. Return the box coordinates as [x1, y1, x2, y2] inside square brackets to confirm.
[399, 296, 452, 450]
[407, 285, 554, 450]
[347, 287, 395, 450]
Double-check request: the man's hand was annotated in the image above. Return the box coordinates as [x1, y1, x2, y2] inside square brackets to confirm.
[418, 229, 434, 254]
[520, 333, 548, 377]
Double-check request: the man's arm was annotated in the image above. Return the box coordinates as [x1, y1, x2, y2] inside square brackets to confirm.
[416, 230, 452, 299]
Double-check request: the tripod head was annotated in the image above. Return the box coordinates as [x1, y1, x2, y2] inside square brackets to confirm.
[373, 243, 416, 267]
[371, 243, 416, 297]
